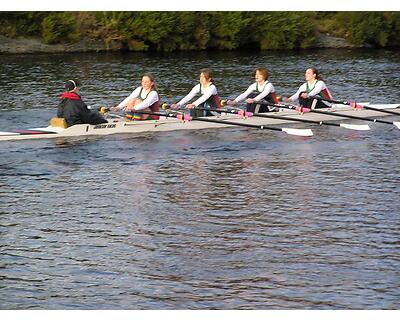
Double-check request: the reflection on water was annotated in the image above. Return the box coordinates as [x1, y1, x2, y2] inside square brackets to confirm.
[0, 49, 400, 309]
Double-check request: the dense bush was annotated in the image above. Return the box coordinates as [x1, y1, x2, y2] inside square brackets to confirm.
[208, 12, 250, 50]
[105, 12, 316, 51]
[0, 12, 45, 37]
[41, 12, 79, 44]
[323, 12, 400, 47]
[0, 11, 399, 50]
[251, 12, 316, 49]
[383, 12, 400, 47]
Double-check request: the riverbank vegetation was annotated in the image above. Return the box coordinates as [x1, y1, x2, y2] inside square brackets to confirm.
[1, 12, 399, 51]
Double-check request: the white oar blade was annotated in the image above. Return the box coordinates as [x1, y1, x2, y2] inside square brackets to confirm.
[282, 128, 313, 137]
[340, 123, 370, 131]
[393, 122, 400, 129]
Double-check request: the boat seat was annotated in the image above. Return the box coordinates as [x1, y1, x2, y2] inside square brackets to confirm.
[50, 117, 68, 128]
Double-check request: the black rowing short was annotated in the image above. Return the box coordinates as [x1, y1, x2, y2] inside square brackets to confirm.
[299, 96, 327, 109]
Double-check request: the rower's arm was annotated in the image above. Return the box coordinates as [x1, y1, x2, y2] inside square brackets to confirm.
[234, 83, 256, 102]
[289, 83, 306, 101]
[177, 84, 200, 106]
[116, 87, 141, 110]
[192, 85, 217, 107]
[133, 91, 159, 111]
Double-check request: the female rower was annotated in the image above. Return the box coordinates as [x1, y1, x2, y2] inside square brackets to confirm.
[170, 69, 220, 117]
[283, 67, 332, 109]
[57, 79, 107, 127]
[227, 67, 280, 113]
[111, 73, 160, 120]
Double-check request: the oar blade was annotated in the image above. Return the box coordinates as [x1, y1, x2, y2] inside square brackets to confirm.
[393, 122, 400, 129]
[281, 128, 313, 137]
[339, 123, 370, 131]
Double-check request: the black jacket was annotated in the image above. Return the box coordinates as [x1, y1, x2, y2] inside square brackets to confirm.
[57, 92, 107, 127]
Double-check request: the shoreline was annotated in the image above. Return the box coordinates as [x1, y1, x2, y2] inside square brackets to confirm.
[0, 34, 368, 55]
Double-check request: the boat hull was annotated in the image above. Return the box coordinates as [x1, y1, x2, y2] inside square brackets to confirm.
[1, 104, 399, 141]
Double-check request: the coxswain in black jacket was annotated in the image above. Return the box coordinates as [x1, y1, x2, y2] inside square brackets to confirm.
[57, 89, 107, 128]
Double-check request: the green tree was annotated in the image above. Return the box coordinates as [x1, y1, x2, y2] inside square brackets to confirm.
[0, 12, 45, 37]
[208, 12, 250, 50]
[385, 12, 400, 47]
[1, 11, 399, 51]
[334, 12, 392, 46]
[252, 12, 316, 50]
[41, 12, 79, 44]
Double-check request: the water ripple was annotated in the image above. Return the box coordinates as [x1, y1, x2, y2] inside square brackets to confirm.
[0, 50, 400, 309]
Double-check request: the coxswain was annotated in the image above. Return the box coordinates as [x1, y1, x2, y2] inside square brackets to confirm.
[227, 67, 279, 113]
[57, 80, 107, 127]
[111, 73, 160, 120]
[170, 69, 220, 117]
[283, 67, 332, 109]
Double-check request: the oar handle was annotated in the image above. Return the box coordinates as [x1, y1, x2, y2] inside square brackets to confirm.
[219, 99, 249, 111]
[313, 96, 351, 105]
[98, 106, 110, 113]
[314, 96, 367, 110]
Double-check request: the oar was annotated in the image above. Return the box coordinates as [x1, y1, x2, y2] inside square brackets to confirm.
[213, 103, 369, 131]
[314, 96, 400, 116]
[258, 101, 400, 130]
[133, 110, 313, 137]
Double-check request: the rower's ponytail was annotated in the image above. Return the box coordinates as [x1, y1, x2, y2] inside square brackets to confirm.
[310, 67, 323, 81]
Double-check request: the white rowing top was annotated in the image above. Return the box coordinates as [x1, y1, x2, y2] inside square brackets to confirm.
[289, 80, 329, 101]
[116, 87, 159, 111]
[234, 81, 275, 102]
[177, 83, 218, 107]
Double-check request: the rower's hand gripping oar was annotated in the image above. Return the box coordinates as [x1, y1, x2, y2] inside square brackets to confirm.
[219, 100, 370, 131]
[132, 109, 313, 137]
[97, 106, 126, 119]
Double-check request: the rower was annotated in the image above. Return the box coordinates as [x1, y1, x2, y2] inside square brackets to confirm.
[110, 73, 160, 120]
[57, 79, 107, 127]
[226, 67, 280, 113]
[170, 69, 220, 117]
[283, 67, 332, 109]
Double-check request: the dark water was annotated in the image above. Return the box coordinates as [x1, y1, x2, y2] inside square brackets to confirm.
[0, 49, 400, 309]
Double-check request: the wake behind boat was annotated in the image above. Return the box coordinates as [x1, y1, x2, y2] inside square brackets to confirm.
[1, 103, 399, 142]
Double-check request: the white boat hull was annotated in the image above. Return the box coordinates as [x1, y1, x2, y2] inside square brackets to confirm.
[1, 104, 399, 141]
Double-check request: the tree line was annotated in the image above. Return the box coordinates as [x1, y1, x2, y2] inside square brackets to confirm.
[1, 12, 399, 51]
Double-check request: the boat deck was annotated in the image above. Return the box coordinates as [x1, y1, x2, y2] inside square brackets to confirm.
[1, 104, 399, 141]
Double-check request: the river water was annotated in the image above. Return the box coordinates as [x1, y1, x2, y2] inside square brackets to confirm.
[0, 49, 399, 309]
